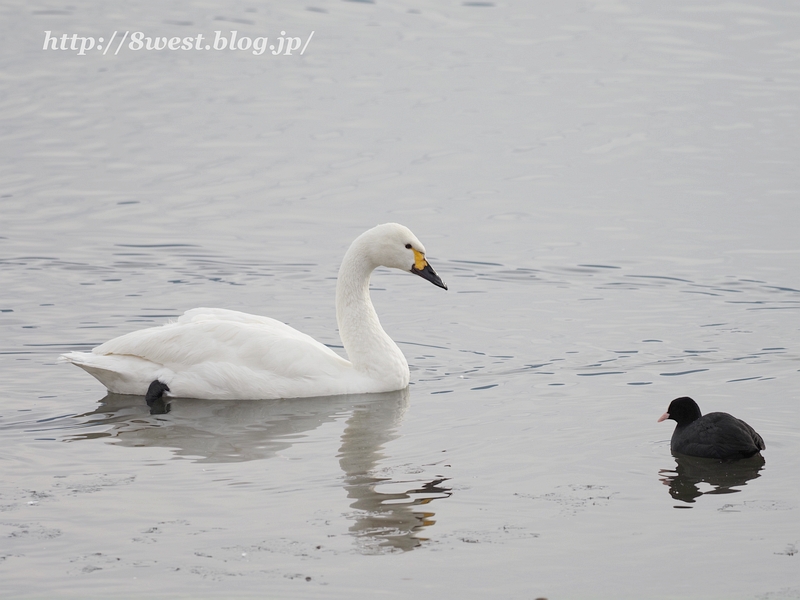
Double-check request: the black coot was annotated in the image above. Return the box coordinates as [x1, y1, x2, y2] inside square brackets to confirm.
[658, 396, 765, 460]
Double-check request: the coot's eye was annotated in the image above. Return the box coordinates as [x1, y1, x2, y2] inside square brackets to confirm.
[405, 243, 412, 249]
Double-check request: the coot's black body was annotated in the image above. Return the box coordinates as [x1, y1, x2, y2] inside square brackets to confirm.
[658, 396, 765, 460]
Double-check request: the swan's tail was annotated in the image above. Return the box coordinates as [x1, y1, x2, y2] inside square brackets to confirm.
[60, 351, 166, 396]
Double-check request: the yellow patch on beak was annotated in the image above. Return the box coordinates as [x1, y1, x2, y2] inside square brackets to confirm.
[412, 249, 427, 270]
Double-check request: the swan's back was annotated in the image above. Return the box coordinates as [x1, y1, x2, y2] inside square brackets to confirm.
[96, 308, 342, 367]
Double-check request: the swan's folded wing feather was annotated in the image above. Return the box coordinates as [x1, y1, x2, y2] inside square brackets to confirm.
[178, 307, 299, 328]
[93, 309, 348, 375]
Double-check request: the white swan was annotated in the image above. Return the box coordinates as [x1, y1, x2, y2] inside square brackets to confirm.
[60, 223, 447, 400]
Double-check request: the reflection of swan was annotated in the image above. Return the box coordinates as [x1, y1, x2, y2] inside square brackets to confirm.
[658, 454, 765, 505]
[66, 389, 451, 550]
[68, 392, 355, 463]
[61, 223, 447, 399]
[337, 392, 452, 553]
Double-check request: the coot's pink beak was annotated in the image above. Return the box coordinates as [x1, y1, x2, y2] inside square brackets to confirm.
[657, 412, 669, 423]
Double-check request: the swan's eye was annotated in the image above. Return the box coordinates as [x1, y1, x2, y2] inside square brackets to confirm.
[405, 243, 412, 249]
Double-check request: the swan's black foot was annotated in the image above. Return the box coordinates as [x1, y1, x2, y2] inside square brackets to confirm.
[145, 380, 170, 407]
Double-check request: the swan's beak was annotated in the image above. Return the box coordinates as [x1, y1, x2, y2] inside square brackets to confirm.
[411, 250, 447, 290]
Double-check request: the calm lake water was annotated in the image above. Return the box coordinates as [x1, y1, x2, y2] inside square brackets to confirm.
[2, 0, 799, 598]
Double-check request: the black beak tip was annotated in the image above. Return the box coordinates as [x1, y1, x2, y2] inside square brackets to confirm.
[412, 264, 448, 290]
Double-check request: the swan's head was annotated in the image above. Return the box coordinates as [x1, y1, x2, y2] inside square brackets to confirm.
[358, 223, 448, 290]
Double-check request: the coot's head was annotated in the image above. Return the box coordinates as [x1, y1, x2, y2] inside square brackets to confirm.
[658, 396, 702, 426]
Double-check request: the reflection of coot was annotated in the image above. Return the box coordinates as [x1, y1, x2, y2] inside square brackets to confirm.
[658, 397, 765, 459]
[659, 454, 765, 504]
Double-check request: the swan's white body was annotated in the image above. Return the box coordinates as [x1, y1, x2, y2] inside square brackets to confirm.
[60, 224, 447, 400]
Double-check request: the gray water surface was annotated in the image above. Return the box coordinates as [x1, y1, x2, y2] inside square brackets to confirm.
[2, 1, 799, 598]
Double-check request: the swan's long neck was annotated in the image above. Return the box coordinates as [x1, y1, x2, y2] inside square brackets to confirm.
[335, 240, 409, 385]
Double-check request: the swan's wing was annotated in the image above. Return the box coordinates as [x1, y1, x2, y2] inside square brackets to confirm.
[94, 308, 346, 370]
[62, 309, 355, 398]
[174, 307, 326, 343]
